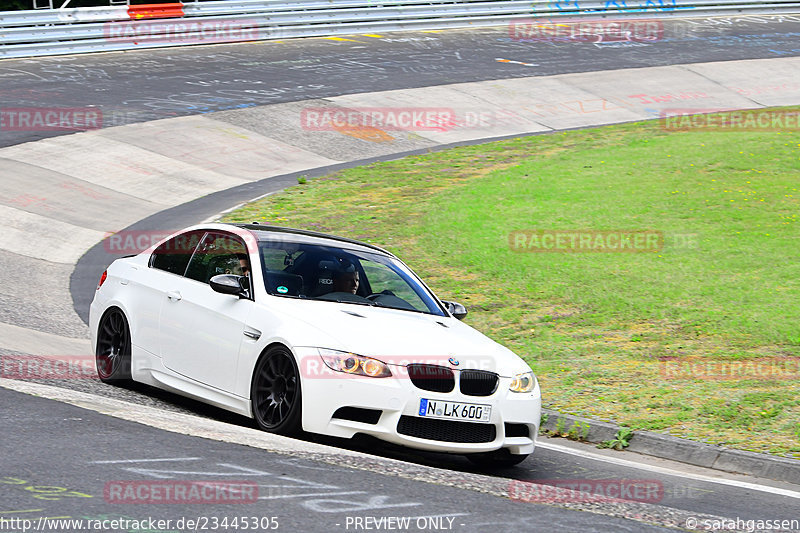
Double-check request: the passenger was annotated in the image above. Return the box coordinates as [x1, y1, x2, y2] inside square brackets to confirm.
[237, 253, 250, 276]
[223, 254, 250, 277]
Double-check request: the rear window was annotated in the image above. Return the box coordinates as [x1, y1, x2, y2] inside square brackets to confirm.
[150, 230, 205, 276]
[184, 233, 248, 284]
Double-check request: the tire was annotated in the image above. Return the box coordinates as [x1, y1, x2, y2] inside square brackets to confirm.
[95, 308, 132, 384]
[466, 449, 529, 468]
[251, 345, 302, 435]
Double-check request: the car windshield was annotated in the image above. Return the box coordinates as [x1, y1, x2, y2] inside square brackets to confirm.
[257, 238, 446, 316]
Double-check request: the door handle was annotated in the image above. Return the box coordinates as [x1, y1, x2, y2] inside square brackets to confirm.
[166, 291, 182, 301]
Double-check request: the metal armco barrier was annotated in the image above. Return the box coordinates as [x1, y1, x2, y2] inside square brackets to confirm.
[1, 0, 800, 58]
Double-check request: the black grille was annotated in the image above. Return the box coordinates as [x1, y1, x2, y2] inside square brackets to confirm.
[407, 364, 455, 393]
[397, 416, 496, 443]
[332, 407, 382, 425]
[504, 423, 530, 438]
[459, 370, 499, 396]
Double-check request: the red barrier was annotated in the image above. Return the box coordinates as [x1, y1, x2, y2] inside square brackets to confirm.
[128, 3, 184, 19]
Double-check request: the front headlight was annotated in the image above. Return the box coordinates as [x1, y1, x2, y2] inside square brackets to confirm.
[509, 371, 536, 393]
[319, 348, 392, 378]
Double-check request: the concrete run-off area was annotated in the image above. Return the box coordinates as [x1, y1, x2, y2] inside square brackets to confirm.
[0, 29, 799, 498]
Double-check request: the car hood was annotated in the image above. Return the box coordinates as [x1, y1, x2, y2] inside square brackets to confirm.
[268, 299, 528, 376]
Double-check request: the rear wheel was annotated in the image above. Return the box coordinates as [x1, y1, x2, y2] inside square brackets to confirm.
[251, 346, 302, 435]
[95, 308, 132, 384]
[467, 449, 529, 468]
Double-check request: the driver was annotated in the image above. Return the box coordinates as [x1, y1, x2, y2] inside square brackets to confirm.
[332, 268, 359, 294]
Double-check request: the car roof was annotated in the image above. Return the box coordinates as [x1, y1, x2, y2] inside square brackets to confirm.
[228, 223, 394, 257]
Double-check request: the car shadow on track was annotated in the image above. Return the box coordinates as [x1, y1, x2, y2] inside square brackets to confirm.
[37, 378, 535, 479]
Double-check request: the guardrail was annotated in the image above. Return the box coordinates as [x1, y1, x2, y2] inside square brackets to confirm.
[1, 0, 800, 59]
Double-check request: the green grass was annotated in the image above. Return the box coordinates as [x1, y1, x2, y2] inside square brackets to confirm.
[224, 108, 800, 456]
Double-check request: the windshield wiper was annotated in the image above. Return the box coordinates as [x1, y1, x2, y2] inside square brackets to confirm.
[343, 300, 376, 306]
[313, 297, 376, 306]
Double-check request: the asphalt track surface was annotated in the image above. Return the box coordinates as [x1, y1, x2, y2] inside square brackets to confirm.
[1, 386, 678, 533]
[4, 381, 800, 533]
[2, 14, 800, 532]
[1, 15, 800, 149]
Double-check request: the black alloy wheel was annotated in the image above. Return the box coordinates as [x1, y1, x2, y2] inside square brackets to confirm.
[251, 346, 302, 435]
[95, 308, 132, 383]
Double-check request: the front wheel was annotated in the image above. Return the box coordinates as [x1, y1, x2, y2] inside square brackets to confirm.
[251, 346, 302, 435]
[95, 308, 132, 384]
[467, 449, 529, 468]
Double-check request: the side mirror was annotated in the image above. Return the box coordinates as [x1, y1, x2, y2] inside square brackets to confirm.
[442, 300, 468, 320]
[210, 274, 250, 299]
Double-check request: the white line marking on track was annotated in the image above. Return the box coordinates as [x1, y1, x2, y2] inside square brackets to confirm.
[404, 513, 470, 519]
[259, 490, 365, 500]
[537, 441, 800, 500]
[90, 457, 201, 464]
[495, 58, 538, 66]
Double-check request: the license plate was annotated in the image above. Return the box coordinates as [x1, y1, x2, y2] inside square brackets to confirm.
[418, 399, 491, 422]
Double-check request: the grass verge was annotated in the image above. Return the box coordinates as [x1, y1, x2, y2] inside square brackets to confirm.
[223, 108, 800, 457]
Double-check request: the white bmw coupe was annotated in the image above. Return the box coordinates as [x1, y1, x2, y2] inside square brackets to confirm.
[90, 223, 541, 466]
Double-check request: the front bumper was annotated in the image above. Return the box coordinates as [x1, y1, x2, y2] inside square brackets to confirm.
[298, 349, 541, 455]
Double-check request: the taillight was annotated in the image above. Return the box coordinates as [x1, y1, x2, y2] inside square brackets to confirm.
[97, 270, 107, 290]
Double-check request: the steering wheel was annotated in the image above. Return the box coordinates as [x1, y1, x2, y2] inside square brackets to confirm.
[367, 290, 395, 301]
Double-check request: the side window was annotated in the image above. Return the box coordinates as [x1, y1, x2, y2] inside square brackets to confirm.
[150, 230, 205, 276]
[185, 232, 248, 284]
[261, 247, 298, 271]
